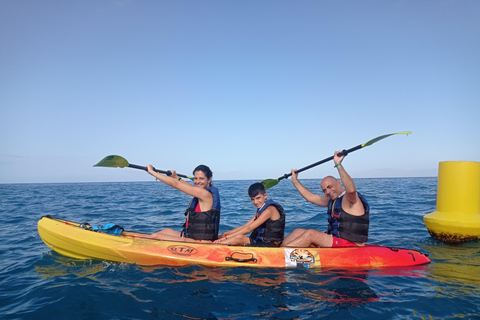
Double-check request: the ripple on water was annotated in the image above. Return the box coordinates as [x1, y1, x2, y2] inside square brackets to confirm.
[1, 178, 479, 319]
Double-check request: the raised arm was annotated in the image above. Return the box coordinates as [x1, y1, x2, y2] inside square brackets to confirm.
[291, 169, 329, 207]
[146, 165, 213, 206]
[333, 151, 360, 205]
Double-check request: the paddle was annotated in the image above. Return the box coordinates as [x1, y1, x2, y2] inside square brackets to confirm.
[94, 155, 194, 180]
[261, 131, 412, 189]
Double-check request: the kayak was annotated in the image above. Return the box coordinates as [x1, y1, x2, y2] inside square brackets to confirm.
[38, 216, 430, 269]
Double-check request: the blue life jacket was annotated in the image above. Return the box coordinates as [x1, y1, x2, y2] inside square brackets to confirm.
[327, 192, 370, 243]
[182, 186, 221, 240]
[250, 199, 285, 243]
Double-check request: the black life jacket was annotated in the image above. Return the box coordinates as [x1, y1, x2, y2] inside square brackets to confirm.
[327, 192, 370, 243]
[249, 199, 285, 243]
[182, 186, 221, 241]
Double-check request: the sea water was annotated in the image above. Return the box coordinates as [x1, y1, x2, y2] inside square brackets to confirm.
[0, 178, 479, 319]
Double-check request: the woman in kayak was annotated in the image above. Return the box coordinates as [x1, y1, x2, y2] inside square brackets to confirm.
[145, 164, 221, 242]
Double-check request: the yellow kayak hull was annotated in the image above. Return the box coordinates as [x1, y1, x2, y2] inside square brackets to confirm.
[38, 216, 430, 269]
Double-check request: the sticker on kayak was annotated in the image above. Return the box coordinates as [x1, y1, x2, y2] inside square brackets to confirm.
[168, 245, 198, 256]
[284, 249, 318, 268]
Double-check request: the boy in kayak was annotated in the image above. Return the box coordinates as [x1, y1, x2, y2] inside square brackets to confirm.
[214, 182, 285, 247]
[281, 150, 370, 248]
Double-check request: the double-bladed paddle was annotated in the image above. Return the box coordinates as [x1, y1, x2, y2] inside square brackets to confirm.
[261, 131, 412, 189]
[94, 155, 194, 180]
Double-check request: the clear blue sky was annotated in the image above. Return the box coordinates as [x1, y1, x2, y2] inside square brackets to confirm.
[1, 0, 479, 184]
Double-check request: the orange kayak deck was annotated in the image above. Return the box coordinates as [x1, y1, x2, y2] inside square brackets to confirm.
[38, 216, 430, 269]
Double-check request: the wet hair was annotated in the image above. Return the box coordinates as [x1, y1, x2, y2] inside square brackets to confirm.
[248, 182, 266, 198]
[193, 164, 213, 186]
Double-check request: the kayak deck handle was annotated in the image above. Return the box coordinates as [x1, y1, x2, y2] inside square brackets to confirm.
[225, 252, 258, 263]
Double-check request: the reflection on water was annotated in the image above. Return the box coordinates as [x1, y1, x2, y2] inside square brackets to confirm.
[144, 266, 286, 287]
[423, 241, 480, 296]
[295, 273, 379, 307]
[33, 241, 441, 319]
[143, 264, 435, 309]
[36, 250, 435, 313]
[148, 266, 382, 317]
[35, 252, 107, 278]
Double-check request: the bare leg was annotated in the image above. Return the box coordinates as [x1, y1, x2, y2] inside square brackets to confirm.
[144, 228, 185, 241]
[282, 229, 333, 248]
[282, 228, 307, 245]
[152, 228, 181, 237]
[214, 235, 250, 246]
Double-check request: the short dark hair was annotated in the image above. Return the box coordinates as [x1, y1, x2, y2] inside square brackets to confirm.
[248, 182, 266, 198]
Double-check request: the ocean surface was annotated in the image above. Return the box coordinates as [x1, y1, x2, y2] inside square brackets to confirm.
[1, 177, 479, 319]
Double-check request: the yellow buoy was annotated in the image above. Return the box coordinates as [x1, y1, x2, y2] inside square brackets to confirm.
[423, 161, 480, 243]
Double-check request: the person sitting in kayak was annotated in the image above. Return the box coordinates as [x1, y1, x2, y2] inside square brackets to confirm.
[145, 164, 221, 242]
[214, 182, 285, 247]
[281, 150, 369, 248]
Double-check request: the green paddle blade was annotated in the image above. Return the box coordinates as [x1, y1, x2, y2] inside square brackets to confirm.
[93, 155, 129, 168]
[261, 178, 280, 190]
[361, 131, 411, 147]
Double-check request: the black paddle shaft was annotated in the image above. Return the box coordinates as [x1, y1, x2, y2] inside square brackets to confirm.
[278, 145, 363, 181]
[128, 164, 190, 179]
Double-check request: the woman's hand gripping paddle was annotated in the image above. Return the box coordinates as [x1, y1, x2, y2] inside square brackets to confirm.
[261, 131, 412, 189]
[94, 155, 194, 180]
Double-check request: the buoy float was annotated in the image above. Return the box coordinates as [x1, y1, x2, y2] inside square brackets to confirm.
[423, 161, 480, 243]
